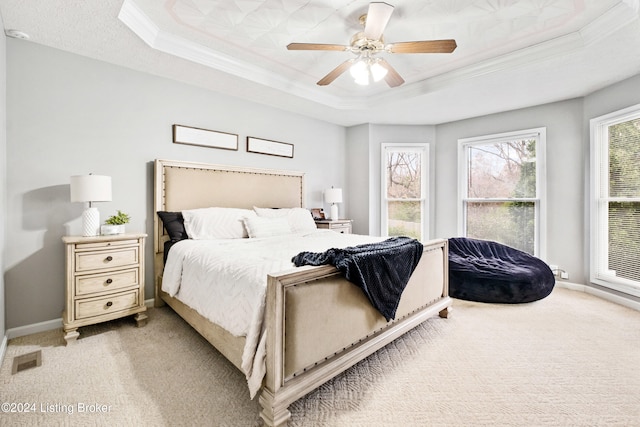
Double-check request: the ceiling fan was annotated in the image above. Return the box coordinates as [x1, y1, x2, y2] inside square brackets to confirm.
[287, 2, 457, 88]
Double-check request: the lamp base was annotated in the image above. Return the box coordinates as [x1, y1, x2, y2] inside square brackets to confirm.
[330, 204, 339, 221]
[82, 207, 100, 237]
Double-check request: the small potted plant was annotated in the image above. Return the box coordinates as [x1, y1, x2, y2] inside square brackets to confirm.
[101, 210, 131, 235]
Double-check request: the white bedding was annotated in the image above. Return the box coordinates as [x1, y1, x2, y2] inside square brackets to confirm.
[162, 230, 385, 398]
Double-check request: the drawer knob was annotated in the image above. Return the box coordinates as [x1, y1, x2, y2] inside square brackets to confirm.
[105, 256, 113, 262]
[106, 301, 113, 308]
[106, 278, 113, 284]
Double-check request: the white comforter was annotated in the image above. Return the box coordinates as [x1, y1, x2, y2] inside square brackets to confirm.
[162, 230, 384, 398]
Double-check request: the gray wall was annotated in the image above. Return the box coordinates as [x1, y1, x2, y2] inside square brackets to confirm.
[345, 124, 371, 235]
[5, 39, 346, 329]
[1, 22, 7, 339]
[435, 99, 585, 282]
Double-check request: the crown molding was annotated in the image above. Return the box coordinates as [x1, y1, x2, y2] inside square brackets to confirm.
[119, 0, 640, 112]
[117, 0, 159, 46]
[118, 0, 349, 108]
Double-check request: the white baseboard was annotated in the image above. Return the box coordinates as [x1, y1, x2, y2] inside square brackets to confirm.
[5, 299, 156, 340]
[6, 318, 62, 340]
[556, 281, 640, 312]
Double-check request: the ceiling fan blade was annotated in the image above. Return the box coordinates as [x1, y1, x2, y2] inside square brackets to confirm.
[388, 39, 457, 54]
[364, 2, 394, 40]
[378, 58, 405, 87]
[287, 43, 349, 51]
[317, 60, 354, 86]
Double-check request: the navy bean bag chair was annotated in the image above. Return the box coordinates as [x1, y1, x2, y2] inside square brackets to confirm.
[448, 237, 555, 303]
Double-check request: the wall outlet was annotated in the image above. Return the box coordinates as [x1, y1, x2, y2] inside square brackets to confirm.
[560, 271, 569, 280]
[549, 264, 558, 274]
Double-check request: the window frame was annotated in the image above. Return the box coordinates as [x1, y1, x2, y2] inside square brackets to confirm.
[457, 127, 547, 258]
[590, 103, 640, 297]
[380, 143, 429, 241]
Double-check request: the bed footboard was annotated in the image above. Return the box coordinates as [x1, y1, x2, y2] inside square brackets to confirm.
[260, 238, 451, 426]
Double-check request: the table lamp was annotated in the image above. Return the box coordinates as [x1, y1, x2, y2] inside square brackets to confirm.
[70, 174, 112, 236]
[324, 187, 343, 221]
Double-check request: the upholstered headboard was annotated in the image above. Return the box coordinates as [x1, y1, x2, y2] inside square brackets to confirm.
[153, 159, 305, 276]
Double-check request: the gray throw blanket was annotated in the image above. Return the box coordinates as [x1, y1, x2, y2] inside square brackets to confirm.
[291, 237, 423, 321]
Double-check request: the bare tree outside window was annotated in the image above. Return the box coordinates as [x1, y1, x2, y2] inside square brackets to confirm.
[461, 130, 544, 256]
[383, 146, 427, 240]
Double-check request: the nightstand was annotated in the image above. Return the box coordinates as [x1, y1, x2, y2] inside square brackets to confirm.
[315, 219, 353, 234]
[62, 233, 148, 344]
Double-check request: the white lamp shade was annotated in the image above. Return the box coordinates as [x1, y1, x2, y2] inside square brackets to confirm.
[70, 175, 112, 203]
[324, 188, 343, 204]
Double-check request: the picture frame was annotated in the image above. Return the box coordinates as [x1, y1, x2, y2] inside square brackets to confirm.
[247, 137, 294, 158]
[173, 124, 238, 151]
[310, 208, 325, 220]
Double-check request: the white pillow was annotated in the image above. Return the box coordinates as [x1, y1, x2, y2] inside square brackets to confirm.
[253, 207, 317, 234]
[182, 207, 256, 239]
[243, 216, 292, 238]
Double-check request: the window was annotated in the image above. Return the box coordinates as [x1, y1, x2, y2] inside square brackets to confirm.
[591, 104, 640, 297]
[381, 143, 428, 241]
[458, 128, 546, 256]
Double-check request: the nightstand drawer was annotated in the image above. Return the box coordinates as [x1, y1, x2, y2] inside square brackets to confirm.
[75, 247, 139, 272]
[76, 239, 139, 250]
[330, 225, 351, 233]
[75, 290, 139, 320]
[75, 268, 139, 296]
[315, 220, 352, 234]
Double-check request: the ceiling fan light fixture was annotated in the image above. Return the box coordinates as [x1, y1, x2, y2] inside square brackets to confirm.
[349, 57, 387, 85]
[289, 2, 456, 88]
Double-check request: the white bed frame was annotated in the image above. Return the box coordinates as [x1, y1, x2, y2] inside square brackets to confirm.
[153, 159, 452, 426]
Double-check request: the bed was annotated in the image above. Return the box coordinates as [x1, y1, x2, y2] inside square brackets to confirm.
[153, 159, 452, 426]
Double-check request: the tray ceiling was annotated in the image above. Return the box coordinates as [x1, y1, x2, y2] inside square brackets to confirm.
[1, 0, 640, 125]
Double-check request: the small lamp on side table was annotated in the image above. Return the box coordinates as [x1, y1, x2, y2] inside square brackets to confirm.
[70, 174, 112, 236]
[324, 187, 343, 221]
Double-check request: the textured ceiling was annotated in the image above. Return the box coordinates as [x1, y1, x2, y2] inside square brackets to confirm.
[1, 0, 640, 125]
[151, 0, 617, 90]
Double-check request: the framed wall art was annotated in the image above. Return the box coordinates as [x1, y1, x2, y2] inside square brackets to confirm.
[247, 137, 294, 158]
[173, 124, 238, 151]
[310, 208, 325, 220]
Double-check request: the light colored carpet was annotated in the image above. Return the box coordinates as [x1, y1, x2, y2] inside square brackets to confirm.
[2, 287, 640, 426]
